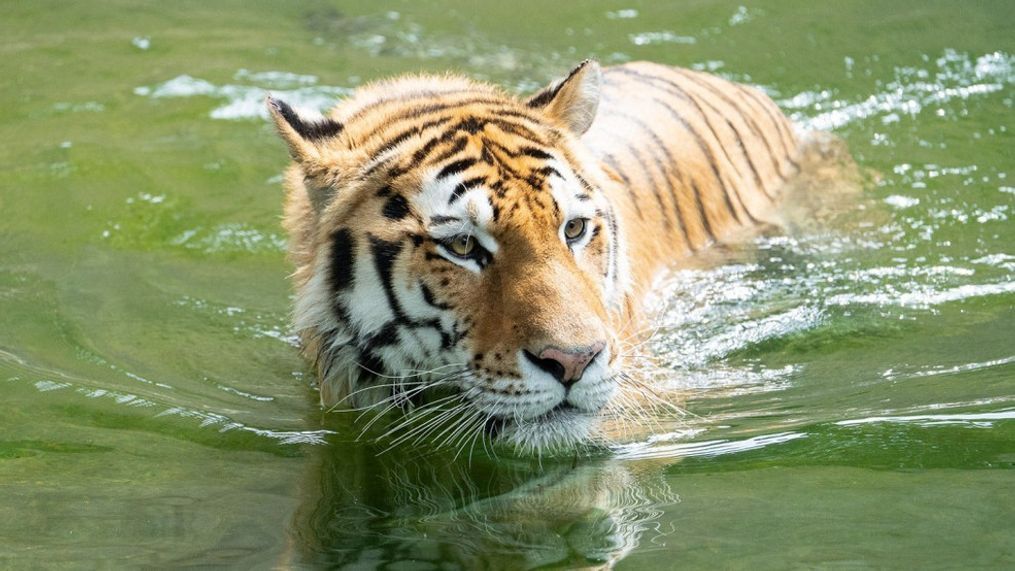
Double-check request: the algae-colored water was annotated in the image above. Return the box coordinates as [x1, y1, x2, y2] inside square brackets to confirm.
[1, 1, 1013, 568]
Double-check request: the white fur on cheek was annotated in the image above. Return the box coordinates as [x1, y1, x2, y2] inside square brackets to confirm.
[293, 255, 343, 340]
[344, 248, 395, 335]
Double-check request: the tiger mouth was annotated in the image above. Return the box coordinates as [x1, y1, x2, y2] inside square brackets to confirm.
[482, 402, 587, 433]
[480, 401, 600, 453]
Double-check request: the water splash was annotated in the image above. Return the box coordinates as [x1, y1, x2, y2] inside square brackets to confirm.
[629, 31, 697, 46]
[170, 223, 287, 254]
[784, 50, 1013, 132]
[134, 72, 351, 120]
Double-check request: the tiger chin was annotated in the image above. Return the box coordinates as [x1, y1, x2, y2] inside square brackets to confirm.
[268, 59, 804, 455]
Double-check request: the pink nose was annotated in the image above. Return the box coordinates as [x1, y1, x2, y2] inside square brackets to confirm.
[527, 341, 606, 386]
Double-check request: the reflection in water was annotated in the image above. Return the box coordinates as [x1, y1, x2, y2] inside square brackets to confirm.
[285, 438, 679, 569]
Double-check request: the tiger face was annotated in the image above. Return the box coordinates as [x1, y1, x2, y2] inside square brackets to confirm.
[271, 61, 631, 452]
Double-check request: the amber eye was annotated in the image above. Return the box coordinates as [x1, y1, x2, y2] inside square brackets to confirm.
[446, 234, 476, 258]
[564, 218, 588, 241]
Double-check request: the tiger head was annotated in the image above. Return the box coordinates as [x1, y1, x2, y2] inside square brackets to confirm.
[270, 61, 633, 453]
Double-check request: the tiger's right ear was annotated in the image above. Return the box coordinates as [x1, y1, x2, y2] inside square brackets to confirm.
[266, 96, 344, 163]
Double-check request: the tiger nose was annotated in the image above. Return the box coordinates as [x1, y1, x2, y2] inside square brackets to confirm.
[524, 341, 606, 386]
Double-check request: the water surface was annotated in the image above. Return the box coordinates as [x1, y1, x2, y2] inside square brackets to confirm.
[1, 1, 1013, 568]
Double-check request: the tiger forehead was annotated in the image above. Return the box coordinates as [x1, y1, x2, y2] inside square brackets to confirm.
[410, 147, 565, 228]
[377, 120, 584, 221]
[343, 97, 563, 158]
[376, 124, 565, 191]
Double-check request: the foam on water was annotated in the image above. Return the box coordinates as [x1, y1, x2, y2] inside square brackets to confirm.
[783, 50, 1013, 131]
[170, 223, 287, 254]
[174, 295, 297, 346]
[629, 32, 697, 46]
[135, 72, 351, 120]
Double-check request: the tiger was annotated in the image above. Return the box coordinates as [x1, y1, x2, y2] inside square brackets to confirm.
[268, 59, 803, 454]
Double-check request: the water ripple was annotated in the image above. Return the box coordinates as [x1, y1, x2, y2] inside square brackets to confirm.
[613, 431, 808, 460]
[836, 410, 1015, 428]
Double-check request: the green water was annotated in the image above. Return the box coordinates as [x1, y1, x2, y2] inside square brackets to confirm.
[2, 1, 1013, 568]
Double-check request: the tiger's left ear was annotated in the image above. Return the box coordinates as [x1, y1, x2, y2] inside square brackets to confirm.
[526, 59, 602, 135]
[266, 95, 344, 163]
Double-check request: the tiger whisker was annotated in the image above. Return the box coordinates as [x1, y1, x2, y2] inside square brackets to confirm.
[379, 396, 471, 450]
[371, 392, 467, 444]
[356, 387, 450, 436]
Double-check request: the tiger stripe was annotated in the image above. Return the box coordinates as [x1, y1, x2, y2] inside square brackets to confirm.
[680, 69, 799, 177]
[611, 67, 776, 203]
[605, 71, 756, 227]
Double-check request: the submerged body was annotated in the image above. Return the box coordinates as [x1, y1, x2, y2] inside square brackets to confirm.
[270, 60, 800, 453]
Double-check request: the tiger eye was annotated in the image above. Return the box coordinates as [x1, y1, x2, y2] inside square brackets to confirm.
[447, 234, 476, 257]
[564, 218, 587, 240]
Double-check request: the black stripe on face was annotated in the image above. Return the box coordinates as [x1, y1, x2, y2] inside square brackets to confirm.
[519, 146, 553, 160]
[368, 235, 409, 322]
[411, 134, 454, 166]
[357, 350, 387, 378]
[488, 119, 547, 146]
[382, 193, 411, 220]
[448, 176, 487, 205]
[419, 281, 453, 310]
[480, 142, 532, 182]
[356, 98, 506, 143]
[329, 229, 356, 292]
[436, 157, 478, 181]
[425, 136, 469, 166]
[365, 321, 401, 350]
[430, 215, 462, 225]
[363, 116, 454, 175]
[537, 166, 562, 179]
[572, 172, 598, 196]
[488, 107, 544, 124]
[387, 116, 517, 180]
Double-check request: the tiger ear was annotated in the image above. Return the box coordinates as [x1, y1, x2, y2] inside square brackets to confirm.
[526, 59, 602, 135]
[266, 95, 344, 163]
